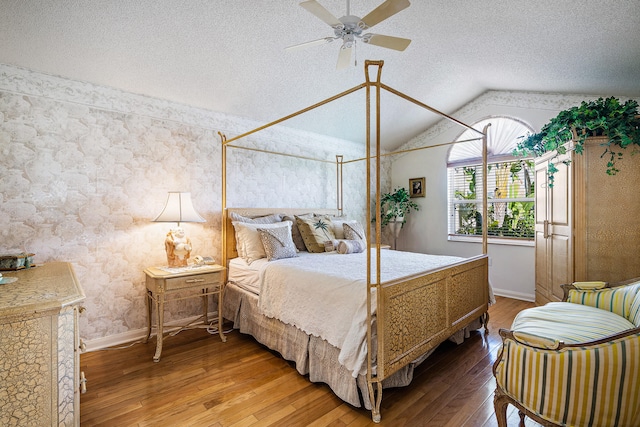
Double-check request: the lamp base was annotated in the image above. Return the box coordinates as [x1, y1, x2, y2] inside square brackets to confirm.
[164, 227, 192, 268]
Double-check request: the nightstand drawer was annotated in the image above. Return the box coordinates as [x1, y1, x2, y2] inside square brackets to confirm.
[165, 272, 221, 291]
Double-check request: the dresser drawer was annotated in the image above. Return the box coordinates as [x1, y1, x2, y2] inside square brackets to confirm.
[165, 271, 221, 291]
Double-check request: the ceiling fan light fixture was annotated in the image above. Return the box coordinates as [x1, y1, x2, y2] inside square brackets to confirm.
[342, 33, 355, 48]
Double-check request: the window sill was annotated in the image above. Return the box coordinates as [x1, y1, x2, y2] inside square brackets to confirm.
[448, 235, 534, 247]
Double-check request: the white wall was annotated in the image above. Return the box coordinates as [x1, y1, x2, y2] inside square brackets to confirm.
[390, 90, 629, 301]
[0, 63, 376, 347]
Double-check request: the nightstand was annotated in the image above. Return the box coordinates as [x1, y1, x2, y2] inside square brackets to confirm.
[143, 264, 226, 362]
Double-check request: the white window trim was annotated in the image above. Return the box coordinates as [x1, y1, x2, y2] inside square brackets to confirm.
[448, 234, 534, 247]
[447, 116, 535, 247]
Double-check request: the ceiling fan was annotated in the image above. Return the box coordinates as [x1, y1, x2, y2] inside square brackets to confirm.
[286, 0, 412, 69]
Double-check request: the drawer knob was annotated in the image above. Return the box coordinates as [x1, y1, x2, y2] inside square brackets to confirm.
[185, 278, 206, 283]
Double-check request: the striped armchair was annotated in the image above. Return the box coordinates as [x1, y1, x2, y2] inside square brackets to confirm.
[493, 278, 640, 427]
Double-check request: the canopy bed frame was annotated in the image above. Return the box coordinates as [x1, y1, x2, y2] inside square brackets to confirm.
[219, 60, 491, 422]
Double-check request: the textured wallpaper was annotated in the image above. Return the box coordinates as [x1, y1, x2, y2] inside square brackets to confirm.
[0, 64, 384, 343]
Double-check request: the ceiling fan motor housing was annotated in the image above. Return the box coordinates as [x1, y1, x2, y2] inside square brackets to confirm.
[334, 15, 366, 47]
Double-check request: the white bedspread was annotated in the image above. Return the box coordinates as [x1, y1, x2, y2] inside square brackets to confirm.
[228, 257, 268, 294]
[257, 250, 465, 377]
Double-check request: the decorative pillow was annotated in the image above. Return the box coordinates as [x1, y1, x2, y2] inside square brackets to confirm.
[258, 222, 297, 261]
[330, 218, 356, 239]
[337, 239, 366, 254]
[630, 290, 640, 327]
[232, 221, 292, 264]
[343, 221, 366, 241]
[324, 239, 340, 252]
[282, 213, 312, 252]
[295, 215, 336, 253]
[229, 212, 282, 257]
[572, 281, 607, 290]
[229, 212, 282, 224]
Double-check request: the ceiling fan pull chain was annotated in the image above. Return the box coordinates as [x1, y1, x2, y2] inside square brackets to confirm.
[354, 38, 358, 67]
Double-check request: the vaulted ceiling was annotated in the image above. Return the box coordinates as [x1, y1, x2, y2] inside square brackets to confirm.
[1, 0, 639, 150]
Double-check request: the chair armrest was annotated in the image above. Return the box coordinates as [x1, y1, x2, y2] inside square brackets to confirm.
[511, 330, 561, 350]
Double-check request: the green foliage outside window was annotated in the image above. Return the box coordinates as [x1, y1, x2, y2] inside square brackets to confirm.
[453, 160, 535, 239]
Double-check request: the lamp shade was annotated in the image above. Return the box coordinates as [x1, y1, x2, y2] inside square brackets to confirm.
[153, 192, 206, 224]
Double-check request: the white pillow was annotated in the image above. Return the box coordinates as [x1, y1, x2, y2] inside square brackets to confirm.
[229, 212, 282, 224]
[330, 218, 356, 239]
[232, 221, 292, 264]
[229, 212, 282, 256]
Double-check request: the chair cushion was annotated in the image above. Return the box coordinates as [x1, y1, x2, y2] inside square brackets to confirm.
[567, 281, 640, 319]
[630, 292, 640, 327]
[511, 302, 635, 345]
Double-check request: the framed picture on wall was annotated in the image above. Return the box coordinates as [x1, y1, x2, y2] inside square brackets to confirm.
[409, 177, 425, 198]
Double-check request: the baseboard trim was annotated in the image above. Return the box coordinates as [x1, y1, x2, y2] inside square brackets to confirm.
[492, 288, 535, 302]
[83, 311, 220, 352]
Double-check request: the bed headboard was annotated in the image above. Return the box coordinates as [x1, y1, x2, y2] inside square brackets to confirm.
[224, 208, 341, 262]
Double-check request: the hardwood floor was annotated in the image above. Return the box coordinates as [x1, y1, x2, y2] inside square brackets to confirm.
[80, 297, 541, 426]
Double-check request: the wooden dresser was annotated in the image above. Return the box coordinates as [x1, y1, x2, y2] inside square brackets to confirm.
[0, 262, 86, 426]
[534, 137, 640, 305]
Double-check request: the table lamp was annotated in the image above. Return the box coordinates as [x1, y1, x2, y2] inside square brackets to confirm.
[153, 192, 205, 267]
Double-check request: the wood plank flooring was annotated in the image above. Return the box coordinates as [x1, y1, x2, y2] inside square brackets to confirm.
[80, 297, 542, 426]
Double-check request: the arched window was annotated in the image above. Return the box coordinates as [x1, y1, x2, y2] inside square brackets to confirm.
[447, 117, 535, 242]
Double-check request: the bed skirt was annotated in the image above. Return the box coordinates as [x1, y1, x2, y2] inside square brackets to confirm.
[222, 281, 483, 409]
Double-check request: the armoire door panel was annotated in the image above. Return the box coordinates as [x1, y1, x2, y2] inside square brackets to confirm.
[535, 167, 547, 225]
[550, 161, 570, 227]
[550, 233, 572, 300]
[534, 230, 549, 302]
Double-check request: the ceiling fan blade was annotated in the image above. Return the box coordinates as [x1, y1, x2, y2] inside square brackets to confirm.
[363, 34, 411, 51]
[300, 0, 343, 28]
[285, 37, 335, 51]
[361, 0, 410, 28]
[336, 45, 352, 70]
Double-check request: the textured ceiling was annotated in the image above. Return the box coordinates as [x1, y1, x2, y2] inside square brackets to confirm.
[1, 0, 639, 150]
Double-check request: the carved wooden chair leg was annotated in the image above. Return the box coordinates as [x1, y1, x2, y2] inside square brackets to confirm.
[493, 389, 509, 427]
[518, 410, 526, 427]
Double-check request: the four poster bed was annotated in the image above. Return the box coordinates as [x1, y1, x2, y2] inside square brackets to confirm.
[219, 61, 491, 422]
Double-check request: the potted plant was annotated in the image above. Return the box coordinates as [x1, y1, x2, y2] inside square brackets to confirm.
[378, 187, 420, 229]
[514, 97, 640, 183]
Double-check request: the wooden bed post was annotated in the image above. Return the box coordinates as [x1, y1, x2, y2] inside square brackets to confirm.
[481, 124, 491, 330]
[481, 123, 490, 256]
[364, 59, 385, 424]
[336, 155, 343, 216]
[219, 131, 228, 278]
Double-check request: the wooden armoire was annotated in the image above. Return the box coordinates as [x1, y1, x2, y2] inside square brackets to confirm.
[535, 136, 640, 305]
